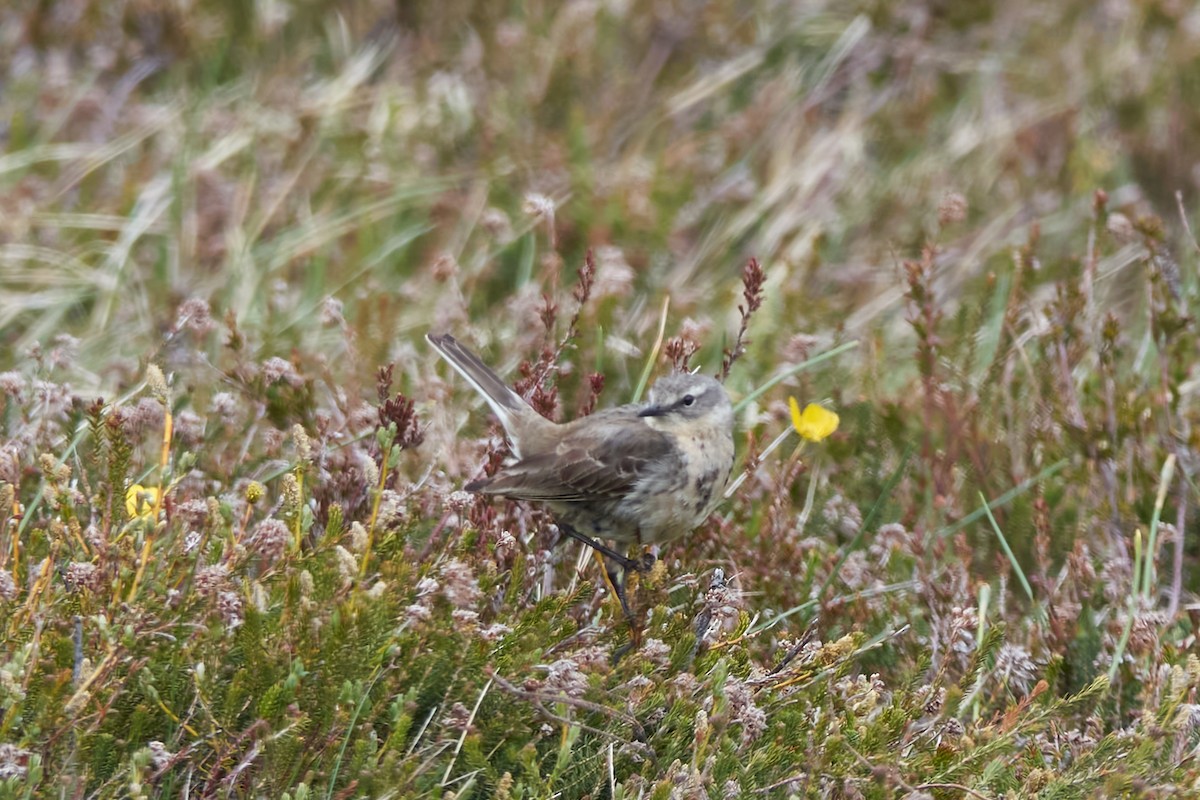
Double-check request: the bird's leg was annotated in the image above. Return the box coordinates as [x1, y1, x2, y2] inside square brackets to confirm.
[559, 523, 646, 652]
[556, 523, 639, 571]
[587, 549, 638, 634]
[616, 548, 656, 630]
[604, 555, 643, 661]
[604, 556, 638, 626]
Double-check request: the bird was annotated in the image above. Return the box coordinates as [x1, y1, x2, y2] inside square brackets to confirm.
[427, 333, 735, 615]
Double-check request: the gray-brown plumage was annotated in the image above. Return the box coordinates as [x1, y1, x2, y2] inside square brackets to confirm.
[427, 333, 735, 556]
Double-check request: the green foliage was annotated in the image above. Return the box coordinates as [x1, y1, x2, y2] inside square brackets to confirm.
[2, 0, 1200, 796]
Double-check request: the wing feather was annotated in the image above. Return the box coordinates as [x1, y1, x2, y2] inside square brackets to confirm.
[466, 418, 675, 502]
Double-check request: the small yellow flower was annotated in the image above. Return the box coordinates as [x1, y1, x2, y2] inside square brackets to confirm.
[789, 398, 840, 442]
[125, 484, 162, 519]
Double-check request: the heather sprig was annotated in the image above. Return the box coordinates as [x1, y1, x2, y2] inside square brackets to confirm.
[0, 1, 1197, 797]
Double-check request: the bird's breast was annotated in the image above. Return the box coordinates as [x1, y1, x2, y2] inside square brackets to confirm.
[626, 425, 734, 542]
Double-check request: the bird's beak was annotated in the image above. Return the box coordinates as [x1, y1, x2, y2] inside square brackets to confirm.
[638, 404, 668, 418]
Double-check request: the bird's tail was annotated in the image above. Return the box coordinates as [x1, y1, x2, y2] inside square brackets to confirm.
[426, 333, 546, 455]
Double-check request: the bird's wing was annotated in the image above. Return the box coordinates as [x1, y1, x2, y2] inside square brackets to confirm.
[466, 418, 676, 502]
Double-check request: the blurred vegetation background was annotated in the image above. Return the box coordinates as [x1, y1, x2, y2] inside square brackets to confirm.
[2, 0, 1200, 797]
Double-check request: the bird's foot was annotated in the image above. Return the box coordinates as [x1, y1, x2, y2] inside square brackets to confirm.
[630, 551, 657, 573]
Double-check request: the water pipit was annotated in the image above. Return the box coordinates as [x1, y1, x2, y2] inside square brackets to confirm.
[428, 333, 735, 619]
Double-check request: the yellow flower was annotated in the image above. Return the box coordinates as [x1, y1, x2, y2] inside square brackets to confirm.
[789, 398, 839, 442]
[125, 484, 162, 519]
[245, 480, 265, 505]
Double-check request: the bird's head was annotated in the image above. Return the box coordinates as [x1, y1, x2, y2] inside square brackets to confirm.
[638, 373, 733, 434]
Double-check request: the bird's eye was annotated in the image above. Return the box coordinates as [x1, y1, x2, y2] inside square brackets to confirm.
[681, 395, 695, 407]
